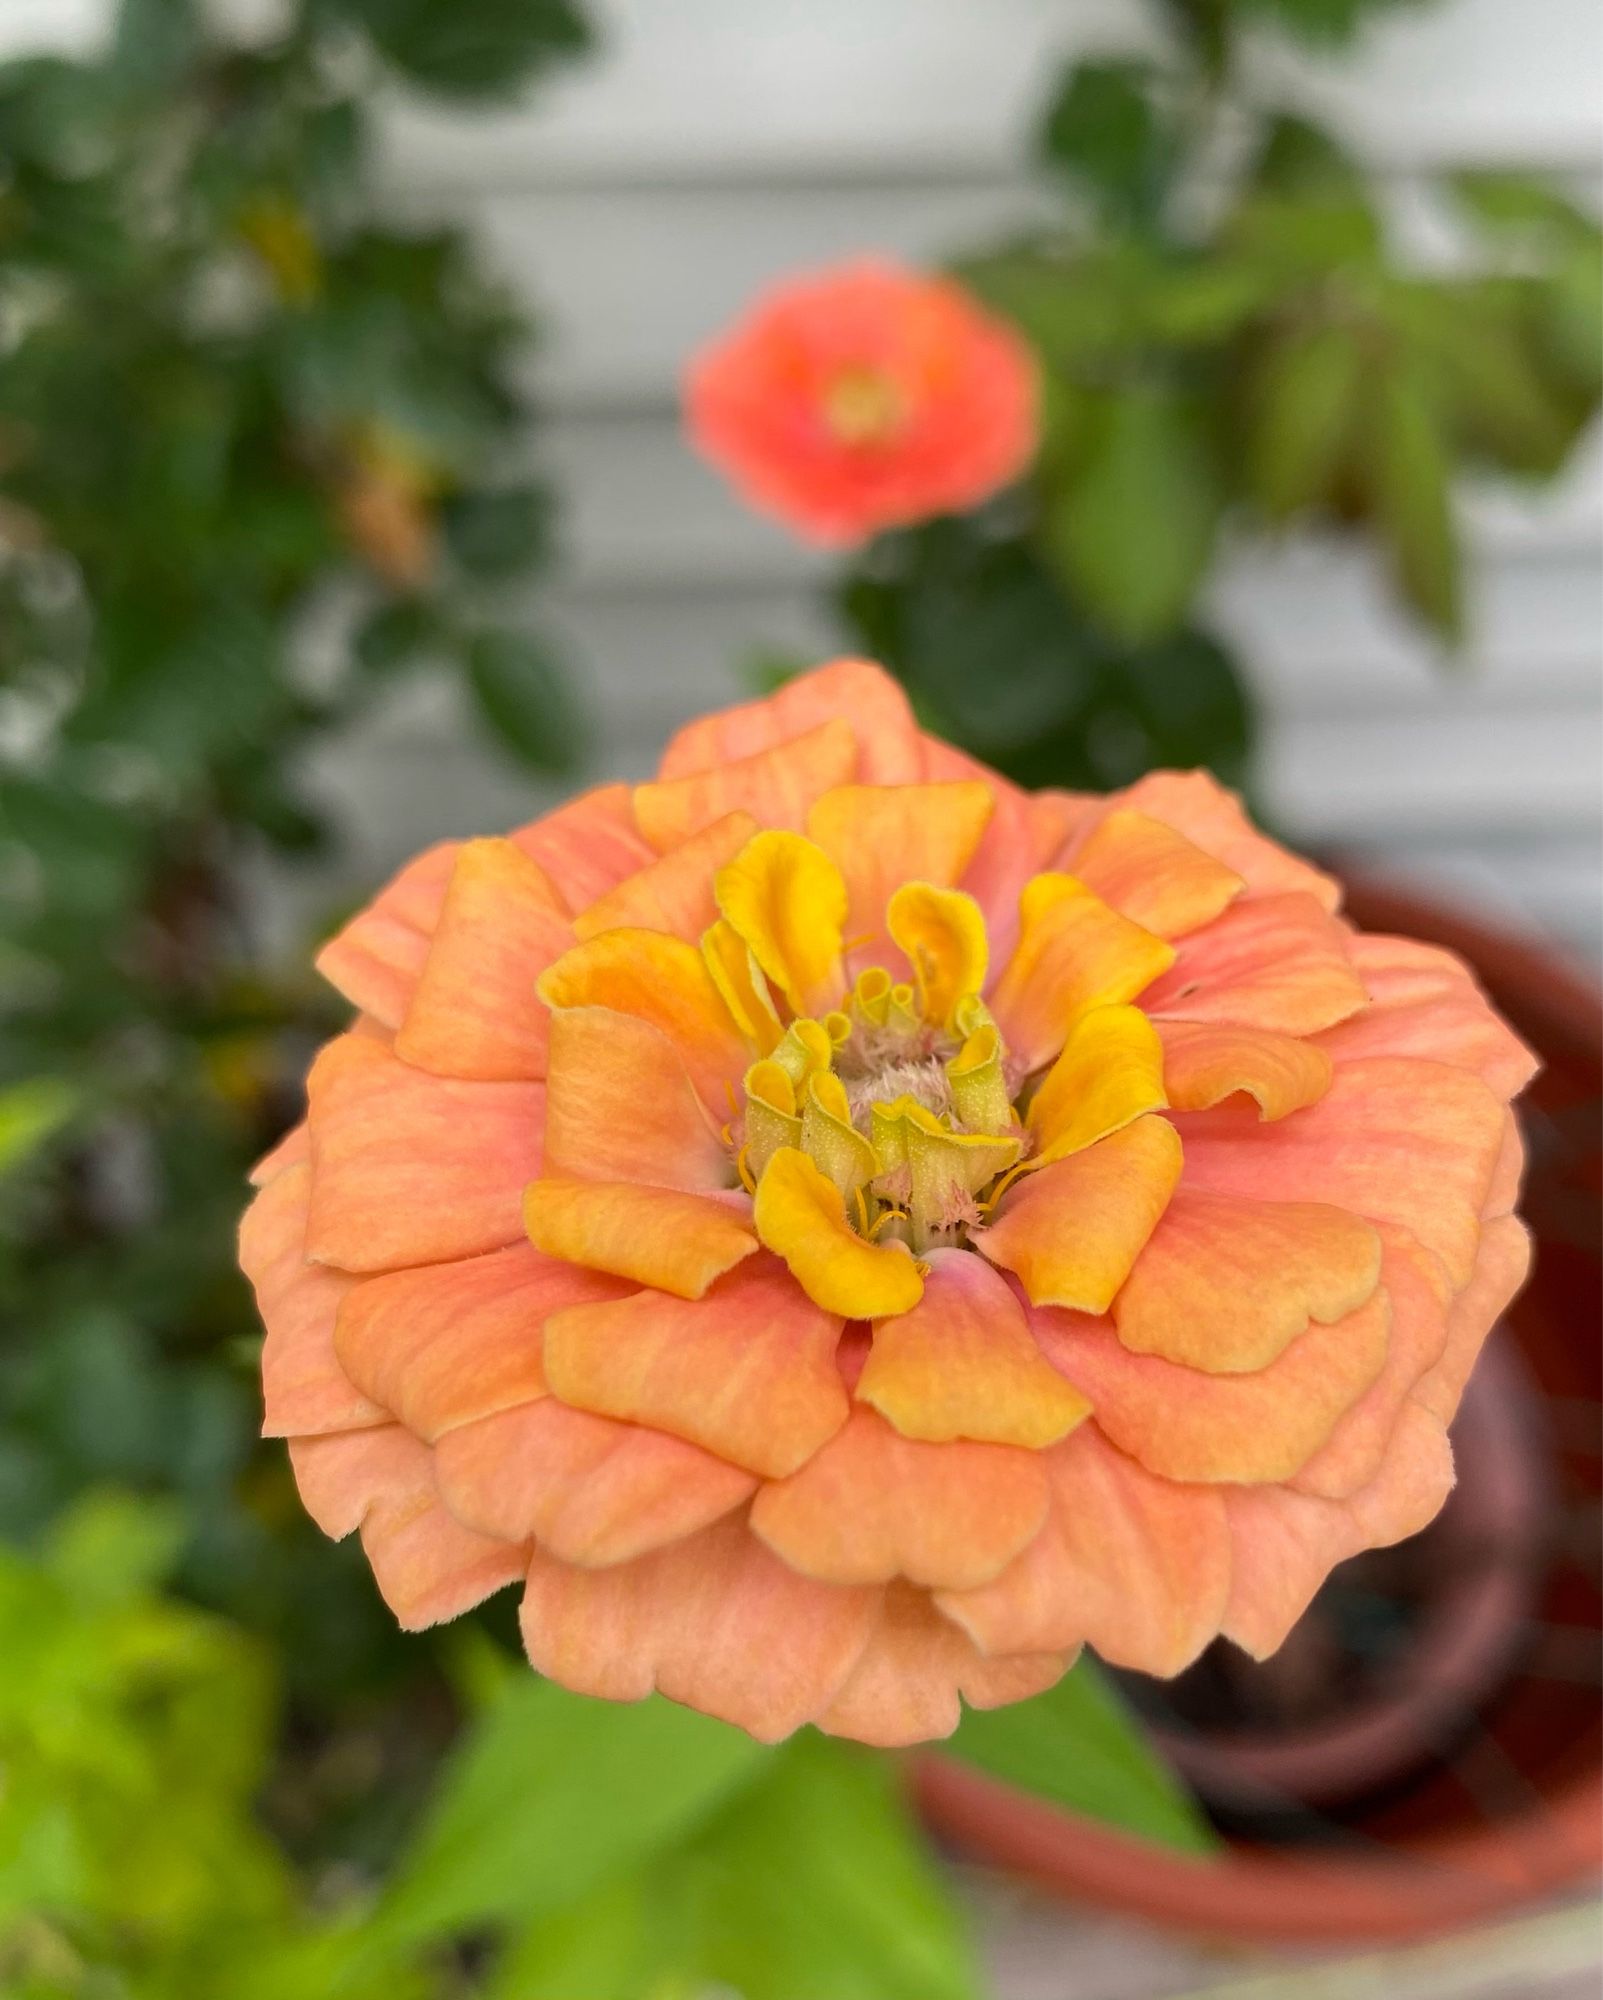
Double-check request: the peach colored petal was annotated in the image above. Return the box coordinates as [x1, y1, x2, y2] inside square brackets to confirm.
[540, 1006, 729, 1191]
[1108, 770, 1341, 911]
[1176, 1056, 1506, 1287]
[304, 1036, 544, 1272]
[288, 1424, 526, 1629]
[240, 1160, 385, 1437]
[248, 1120, 308, 1187]
[539, 928, 749, 1116]
[434, 1399, 756, 1565]
[1413, 1213, 1532, 1430]
[920, 741, 1080, 965]
[1033, 1286, 1391, 1485]
[1318, 934, 1538, 1101]
[1221, 1404, 1455, 1659]
[508, 783, 657, 917]
[805, 781, 995, 954]
[315, 839, 460, 1027]
[857, 1249, 1090, 1449]
[333, 1242, 626, 1442]
[656, 658, 923, 786]
[1156, 1019, 1332, 1121]
[393, 839, 571, 1082]
[1066, 809, 1245, 940]
[518, 1514, 878, 1741]
[1483, 1109, 1525, 1221]
[633, 718, 859, 851]
[816, 1585, 1066, 1748]
[749, 1407, 1048, 1590]
[1112, 1189, 1382, 1374]
[523, 1178, 757, 1299]
[977, 1115, 1182, 1315]
[937, 1424, 1231, 1677]
[542, 1256, 847, 1478]
[1292, 1227, 1454, 1500]
[988, 874, 1175, 1071]
[570, 811, 759, 943]
[1141, 892, 1366, 1036]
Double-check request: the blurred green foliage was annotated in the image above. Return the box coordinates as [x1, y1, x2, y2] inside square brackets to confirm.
[839, 0, 1601, 790]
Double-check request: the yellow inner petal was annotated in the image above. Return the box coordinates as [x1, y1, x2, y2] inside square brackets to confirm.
[754, 1146, 925, 1318]
[885, 882, 989, 1031]
[715, 830, 847, 1017]
[1026, 1004, 1168, 1169]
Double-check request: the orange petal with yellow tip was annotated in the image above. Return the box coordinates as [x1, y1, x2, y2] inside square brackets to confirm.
[538, 927, 748, 1114]
[857, 1249, 1089, 1449]
[305, 1036, 543, 1272]
[1142, 892, 1366, 1036]
[633, 717, 858, 852]
[714, 829, 848, 1016]
[816, 1584, 1067, 1748]
[1292, 1227, 1453, 1499]
[542, 1255, 847, 1478]
[1176, 1055, 1506, 1287]
[315, 839, 459, 1027]
[393, 839, 571, 1082]
[571, 811, 759, 944]
[1066, 808, 1245, 939]
[1414, 1212, 1531, 1432]
[657, 656, 920, 785]
[753, 1146, 925, 1319]
[1032, 1285, 1391, 1485]
[806, 781, 995, 951]
[508, 783, 656, 917]
[936, 1423, 1231, 1677]
[540, 1006, 729, 1192]
[1109, 769, 1341, 912]
[1156, 1018, 1331, 1121]
[523, 1178, 757, 1299]
[289, 1424, 525, 1630]
[1112, 1189, 1382, 1374]
[518, 1514, 878, 1741]
[240, 1161, 385, 1438]
[749, 1406, 1048, 1589]
[1221, 1403, 1454, 1659]
[988, 874, 1174, 1070]
[1026, 1004, 1167, 1169]
[885, 882, 989, 1027]
[434, 1398, 756, 1565]
[333, 1241, 625, 1441]
[1317, 933, 1538, 1102]
[977, 1115, 1181, 1315]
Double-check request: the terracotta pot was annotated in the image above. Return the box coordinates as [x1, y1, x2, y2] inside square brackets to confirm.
[917, 876, 1603, 1945]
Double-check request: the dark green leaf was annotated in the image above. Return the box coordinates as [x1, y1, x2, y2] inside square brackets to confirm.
[465, 628, 586, 772]
[1245, 319, 1365, 518]
[336, 0, 592, 102]
[946, 1657, 1217, 1853]
[1038, 60, 1175, 230]
[1044, 386, 1222, 643]
[1366, 363, 1463, 643]
[441, 483, 553, 580]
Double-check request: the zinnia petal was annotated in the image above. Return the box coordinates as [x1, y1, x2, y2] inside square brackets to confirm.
[1156, 1018, 1333, 1120]
[633, 718, 858, 850]
[1065, 808, 1245, 939]
[988, 874, 1174, 1069]
[524, 1178, 756, 1300]
[540, 1006, 729, 1191]
[1141, 891, 1367, 1035]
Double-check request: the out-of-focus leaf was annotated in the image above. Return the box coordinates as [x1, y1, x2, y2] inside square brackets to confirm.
[465, 627, 587, 772]
[1367, 364, 1463, 644]
[1121, 628, 1255, 783]
[1451, 172, 1601, 246]
[442, 483, 553, 579]
[110, 0, 202, 91]
[1245, 319, 1364, 517]
[0, 1079, 81, 1175]
[1231, 0, 1431, 47]
[378, 1676, 767, 1946]
[946, 1657, 1217, 1853]
[44, 1488, 186, 1608]
[1039, 60, 1175, 230]
[495, 1736, 981, 2000]
[335, 0, 592, 102]
[1044, 386, 1222, 643]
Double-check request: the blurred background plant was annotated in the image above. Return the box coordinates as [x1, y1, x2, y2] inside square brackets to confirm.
[827, 0, 1601, 795]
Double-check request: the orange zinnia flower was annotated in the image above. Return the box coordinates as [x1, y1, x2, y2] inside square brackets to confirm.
[243, 660, 1534, 1745]
[685, 259, 1037, 546]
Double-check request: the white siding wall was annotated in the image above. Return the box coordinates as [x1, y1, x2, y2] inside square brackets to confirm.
[12, 0, 1603, 955]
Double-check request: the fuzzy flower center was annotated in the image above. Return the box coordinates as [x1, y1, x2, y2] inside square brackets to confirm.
[821, 366, 907, 448]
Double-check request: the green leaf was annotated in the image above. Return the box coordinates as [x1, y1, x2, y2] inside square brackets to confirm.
[495, 1737, 982, 2000]
[379, 1676, 768, 1947]
[1038, 60, 1175, 230]
[465, 628, 587, 772]
[0, 1078, 81, 1175]
[337, 0, 592, 103]
[45, 1489, 187, 1607]
[1245, 320, 1364, 518]
[1451, 171, 1601, 247]
[1366, 364, 1463, 643]
[1044, 386, 1222, 644]
[442, 484, 553, 580]
[946, 1657, 1217, 1854]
